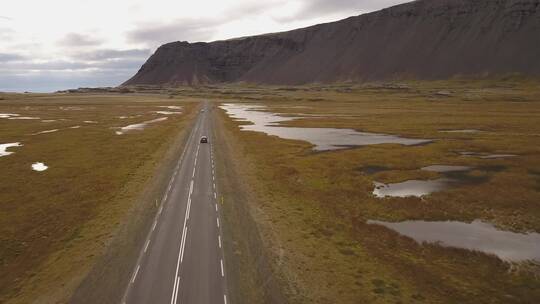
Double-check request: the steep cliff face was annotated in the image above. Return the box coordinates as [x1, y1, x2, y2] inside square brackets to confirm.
[124, 0, 540, 86]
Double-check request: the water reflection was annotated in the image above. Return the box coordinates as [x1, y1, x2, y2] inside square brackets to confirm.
[0, 142, 22, 157]
[368, 219, 540, 262]
[116, 117, 168, 135]
[32, 162, 48, 172]
[373, 165, 478, 198]
[373, 179, 452, 198]
[220, 104, 432, 151]
[421, 165, 471, 173]
[459, 151, 517, 159]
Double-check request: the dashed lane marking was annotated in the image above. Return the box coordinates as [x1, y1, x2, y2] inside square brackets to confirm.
[144, 239, 150, 253]
[131, 265, 140, 283]
[220, 259, 224, 277]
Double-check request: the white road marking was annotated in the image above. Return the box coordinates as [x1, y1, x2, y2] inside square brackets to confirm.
[171, 276, 180, 304]
[186, 198, 192, 220]
[170, 165, 195, 304]
[220, 259, 224, 277]
[124, 112, 202, 304]
[131, 265, 140, 283]
[123, 117, 196, 304]
[129, 113, 229, 304]
[180, 226, 188, 262]
[144, 239, 150, 252]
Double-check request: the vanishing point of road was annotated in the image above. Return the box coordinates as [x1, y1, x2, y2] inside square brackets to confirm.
[122, 102, 228, 304]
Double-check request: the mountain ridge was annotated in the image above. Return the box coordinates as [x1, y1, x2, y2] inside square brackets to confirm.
[124, 0, 540, 86]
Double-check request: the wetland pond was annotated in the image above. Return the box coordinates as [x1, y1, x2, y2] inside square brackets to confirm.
[220, 104, 432, 151]
[459, 151, 517, 159]
[368, 219, 540, 262]
[1, 113, 39, 120]
[373, 165, 472, 198]
[31, 162, 48, 171]
[0, 142, 22, 157]
[115, 117, 168, 135]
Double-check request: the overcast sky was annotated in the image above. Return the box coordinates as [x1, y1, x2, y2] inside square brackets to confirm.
[0, 0, 408, 92]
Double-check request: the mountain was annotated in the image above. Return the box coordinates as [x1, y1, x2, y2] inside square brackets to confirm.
[123, 0, 540, 86]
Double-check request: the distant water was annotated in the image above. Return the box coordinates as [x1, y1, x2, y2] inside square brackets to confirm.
[373, 165, 476, 198]
[32, 162, 48, 172]
[115, 117, 168, 135]
[368, 220, 540, 262]
[373, 179, 452, 198]
[421, 165, 471, 173]
[0, 142, 22, 157]
[220, 104, 431, 151]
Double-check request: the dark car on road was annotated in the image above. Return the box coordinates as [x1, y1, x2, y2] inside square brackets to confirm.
[200, 136, 208, 143]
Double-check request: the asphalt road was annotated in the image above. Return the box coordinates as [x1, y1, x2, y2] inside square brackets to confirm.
[122, 103, 228, 304]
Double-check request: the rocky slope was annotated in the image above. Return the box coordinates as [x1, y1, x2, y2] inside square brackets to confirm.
[124, 0, 540, 86]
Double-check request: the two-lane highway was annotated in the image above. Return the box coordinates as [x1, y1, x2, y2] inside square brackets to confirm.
[122, 103, 227, 304]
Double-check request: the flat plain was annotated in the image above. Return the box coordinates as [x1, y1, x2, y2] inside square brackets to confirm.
[1, 79, 539, 303]
[201, 79, 540, 303]
[0, 93, 196, 303]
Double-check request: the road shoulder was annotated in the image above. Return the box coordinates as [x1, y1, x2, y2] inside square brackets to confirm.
[212, 104, 287, 304]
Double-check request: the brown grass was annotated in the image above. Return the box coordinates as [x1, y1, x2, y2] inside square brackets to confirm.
[0, 93, 197, 303]
[209, 79, 540, 303]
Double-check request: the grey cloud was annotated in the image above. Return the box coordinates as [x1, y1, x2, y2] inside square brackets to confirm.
[127, 1, 282, 47]
[2, 57, 145, 71]
[96, 58, 147, 70]
[0, 69, 135, 93]
[58, 32, 103, 47]
[0, 53, 26, 62]
[127, 18, 219, 46]
[0, 26, 14, 40]
[70, 48, 151, 61]
[2, 60, 90, 71]
[276, 0, 408, 22]
[0, 57, 144, 92]
[225, 1, 286, 19]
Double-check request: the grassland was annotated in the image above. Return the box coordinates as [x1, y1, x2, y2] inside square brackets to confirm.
[0, 93, 197, 303]
[2, 79, 539, 304]
[204, 79, 540, 303]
